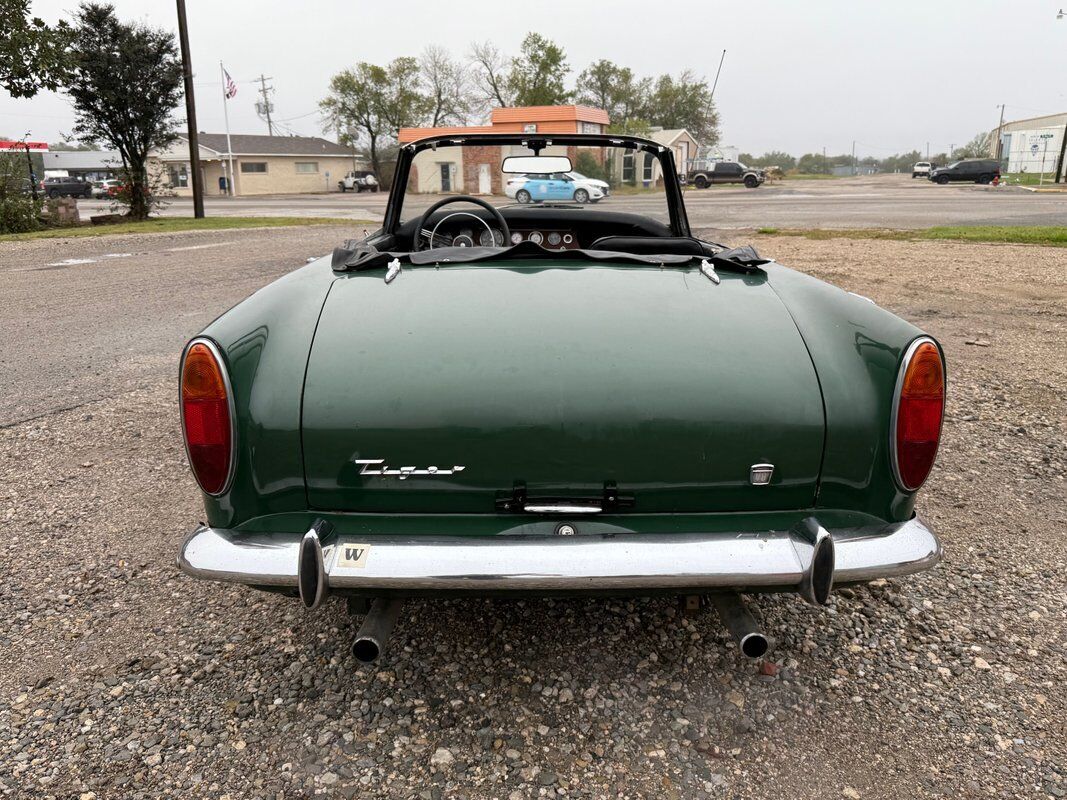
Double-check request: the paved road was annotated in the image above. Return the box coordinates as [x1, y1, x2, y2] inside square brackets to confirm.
[0, 225, 347, 428]
[77, 174, 1067, 229]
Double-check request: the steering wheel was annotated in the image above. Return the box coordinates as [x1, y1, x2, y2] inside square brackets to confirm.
[415, 195, 511, 251]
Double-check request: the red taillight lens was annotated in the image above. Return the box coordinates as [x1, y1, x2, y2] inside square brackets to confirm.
[181, 341, 233, 495]
[893, 339, 944, 491]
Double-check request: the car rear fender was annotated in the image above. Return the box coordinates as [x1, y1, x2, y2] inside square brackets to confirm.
[763, 262, 928, 521]
[192, 257, 337, 528]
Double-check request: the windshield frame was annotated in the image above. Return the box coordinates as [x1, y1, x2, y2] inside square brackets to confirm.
[382, 133, 691, 238]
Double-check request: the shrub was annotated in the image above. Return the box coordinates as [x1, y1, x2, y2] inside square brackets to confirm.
[0, 154, 42, 234]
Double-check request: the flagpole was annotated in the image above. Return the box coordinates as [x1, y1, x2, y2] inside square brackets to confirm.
[220, 61, 236, 197]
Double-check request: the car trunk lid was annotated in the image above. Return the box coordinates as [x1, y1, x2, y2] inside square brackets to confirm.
[302, 262, 824, 514]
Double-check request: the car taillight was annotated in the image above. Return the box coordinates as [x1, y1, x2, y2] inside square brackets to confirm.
[892, 338, 945, 491]
[180, 339, 234, 495]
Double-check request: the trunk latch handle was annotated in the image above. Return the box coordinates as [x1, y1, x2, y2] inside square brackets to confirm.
[495, 481, 634, 514]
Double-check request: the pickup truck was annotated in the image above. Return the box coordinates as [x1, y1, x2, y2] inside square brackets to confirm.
[687, 160, 765, 189]
[338, 170, 379, 192]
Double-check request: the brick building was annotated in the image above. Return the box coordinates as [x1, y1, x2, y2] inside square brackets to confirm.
[398, 106, 610, 194]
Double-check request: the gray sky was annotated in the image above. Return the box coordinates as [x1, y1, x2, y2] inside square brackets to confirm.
[4, 0, 1066, 158]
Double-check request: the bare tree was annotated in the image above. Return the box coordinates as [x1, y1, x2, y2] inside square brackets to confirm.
[420, 45, 472, 127]
[469, 41, 513, 109]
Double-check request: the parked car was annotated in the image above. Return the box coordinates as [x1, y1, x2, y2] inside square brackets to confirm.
[505, 171, 610, 202]
[40, 176, 92, 198]
[912, 161, 933, 178]
[687, 160, 765, 189]
[506, 171, 605, 204]
[928, 159, 1001, 184]
[177, 132, 943, 664]
[338, 170, 379, 192]
[91, 178, 122, 198]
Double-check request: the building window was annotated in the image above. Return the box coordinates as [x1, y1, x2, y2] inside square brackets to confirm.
[241, 162, 267, 173]
[167, 163, 189, 188]
[295, 161, 318, 174]
[580, 122, 601, 134]
[622, 154, 635, 184]
[643, 152, 655, 182]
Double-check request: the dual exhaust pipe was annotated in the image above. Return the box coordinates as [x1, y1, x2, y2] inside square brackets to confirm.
[298, 523, 404, 663]
[298, 516, 836, 663]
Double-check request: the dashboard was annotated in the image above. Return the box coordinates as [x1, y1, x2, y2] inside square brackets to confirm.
[447, 225, 580, 250]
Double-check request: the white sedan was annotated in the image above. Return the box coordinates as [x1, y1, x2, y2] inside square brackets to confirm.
[504, 171, 610, 203]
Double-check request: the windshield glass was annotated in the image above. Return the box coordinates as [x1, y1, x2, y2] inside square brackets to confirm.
[400, 142, 672, 226]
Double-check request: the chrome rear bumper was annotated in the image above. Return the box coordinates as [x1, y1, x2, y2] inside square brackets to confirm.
[177, 516, 940, 595]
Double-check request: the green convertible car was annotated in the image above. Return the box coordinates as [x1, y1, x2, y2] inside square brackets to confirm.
[178, 133, 944, 662]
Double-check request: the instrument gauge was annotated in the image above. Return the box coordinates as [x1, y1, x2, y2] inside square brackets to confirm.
[528, 231, 544, 245]
[510, 231, 523, 245]
[547, 232, 562, 247]
[478, 229, 496, 247]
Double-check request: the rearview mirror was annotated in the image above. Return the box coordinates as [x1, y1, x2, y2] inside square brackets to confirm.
[501, 155, 572, 174]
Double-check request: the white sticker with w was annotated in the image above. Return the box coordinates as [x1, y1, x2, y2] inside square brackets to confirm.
[336, 543, 370, 569]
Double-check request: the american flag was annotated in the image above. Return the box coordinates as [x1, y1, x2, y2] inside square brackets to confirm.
[223, 69, 237, 99]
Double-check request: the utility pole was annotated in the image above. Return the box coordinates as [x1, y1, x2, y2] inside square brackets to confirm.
[851, 140, 856, 176]
[1058, 11, 1067, 181]
[994, 103, 1006, 161]
[22, 135, 38, 202]
[925, 142, 929, 160]
[256, 74, 275, 136]
[175, 0, 204, 217]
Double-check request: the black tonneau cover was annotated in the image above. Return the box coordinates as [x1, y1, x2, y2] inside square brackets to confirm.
[330, 240, 769, 274]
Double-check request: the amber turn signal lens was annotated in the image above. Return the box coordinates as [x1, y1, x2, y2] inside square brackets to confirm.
[894, 340, 944, 491]
[181, 341, 233, 495]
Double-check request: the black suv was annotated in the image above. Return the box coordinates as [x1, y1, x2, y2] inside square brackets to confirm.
[928, 159, 1000, 185]
[41, 176, 93, 198]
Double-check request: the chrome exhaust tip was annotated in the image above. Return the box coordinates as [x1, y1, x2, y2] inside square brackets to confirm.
[793, 517, 836, 606]
[709, 593, 773, 659]
[351, 597, 405, 664]
[297, 520, 331, 610]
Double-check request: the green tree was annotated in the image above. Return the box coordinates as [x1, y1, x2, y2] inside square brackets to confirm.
[507, 33, 570, 106]
[65, 3, 182, 220]
[744, 151, 797, 171]
[796, 153, 831, 174]
[320, 58, 431, 182]
[575, 59, 650, 126]
[0, 0, 73, 98]
[645, 70, 719, 146]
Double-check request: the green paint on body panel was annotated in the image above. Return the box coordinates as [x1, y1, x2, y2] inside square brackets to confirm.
[301, 262, 825, 514]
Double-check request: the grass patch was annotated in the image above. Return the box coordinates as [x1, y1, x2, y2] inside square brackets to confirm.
[0, 215, 364, 242]
[754, 225, 1067, 247]
[1003, 172, 1062, 186]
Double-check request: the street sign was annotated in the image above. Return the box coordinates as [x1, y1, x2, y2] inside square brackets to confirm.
[0, 140, 49, 152]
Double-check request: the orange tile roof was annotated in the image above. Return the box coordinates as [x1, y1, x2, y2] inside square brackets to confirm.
[398, 105, 611, 143]
[491, 105, 610, 125]
[398, 125, 495, 143]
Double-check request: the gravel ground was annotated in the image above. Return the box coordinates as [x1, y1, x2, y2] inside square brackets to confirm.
[1, 229, 1065, 799]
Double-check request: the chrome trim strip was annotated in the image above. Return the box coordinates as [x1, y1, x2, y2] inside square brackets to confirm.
[889, 336, 945, 492]
[178, 336, 237, 497]
[523, 504, 603, 515]
[177, 516, 940, 593]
